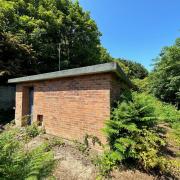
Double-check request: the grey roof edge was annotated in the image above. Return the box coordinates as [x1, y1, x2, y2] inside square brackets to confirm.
[8, 62, 133, 87]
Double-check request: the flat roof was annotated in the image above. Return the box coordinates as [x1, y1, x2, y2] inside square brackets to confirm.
[8, 62, 133, 87]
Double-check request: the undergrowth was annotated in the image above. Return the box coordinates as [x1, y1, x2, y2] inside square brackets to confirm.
[73, 134, 102, 155]
[0, 125, 56, 179]
[25, 123, 44, 139]
[95, 92, 180, 178]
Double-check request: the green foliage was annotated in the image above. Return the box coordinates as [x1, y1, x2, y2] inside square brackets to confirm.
[0, 128, 55, 179]
[150, 45, 180, 108]
[94, 150, 121, 177]
[158, 157, 180, 178]
[154, 101, 180, 125]
[0, 0, 102, 74]
[0, 0, 146, 84]
[132, 77, 151, 92]
[25, 123, 43, 138]
[23, 144, 55, 180]
[104, 92, 162, 157]
[117, 58, 148, 79]
[0, 0, 147, 83]
[0, 32, 37, 82]
[114, 59, 130, 75]
[48, 137, 65, 148]
[99, 46, 114, 63]
[102, 92, 179, 178]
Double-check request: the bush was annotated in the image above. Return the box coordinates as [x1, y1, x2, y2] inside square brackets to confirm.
[158, 157, 180, 178]
[93, 150, 121, 177]
[102, 92, 179, 178]
[132, 77, 151, 93]
[0, 128, 55, 179]
[25, 123, 43, 138]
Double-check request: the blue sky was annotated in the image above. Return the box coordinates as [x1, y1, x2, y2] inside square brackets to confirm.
[79, 0, 180, 70]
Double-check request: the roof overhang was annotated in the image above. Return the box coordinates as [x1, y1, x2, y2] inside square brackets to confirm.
[8, 62, 133, 87]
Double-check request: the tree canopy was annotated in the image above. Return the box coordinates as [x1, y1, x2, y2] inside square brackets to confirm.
[0, 0, 102, 75]
[0, 0, 149, 83]
[150, 43, 180, 108]
[0, 32, 37, 82]
[118, 58, 148, 79]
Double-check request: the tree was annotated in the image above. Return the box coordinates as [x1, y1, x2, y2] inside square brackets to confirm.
[99, 46, 114, 63]
[0, 32, 37, 82]
[117, 58, 148, 79]
[0, 0, 102, 73]
[150, 45, 180, 108]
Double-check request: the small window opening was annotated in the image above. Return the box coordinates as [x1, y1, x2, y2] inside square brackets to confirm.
[37, 115, 43, 126]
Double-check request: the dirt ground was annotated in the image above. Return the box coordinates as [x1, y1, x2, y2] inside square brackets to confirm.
[27, 134, 158, 180]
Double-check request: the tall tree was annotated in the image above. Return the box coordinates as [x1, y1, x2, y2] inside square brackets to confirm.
[117, 58, 148, 79]
[99, 46, 114, 63]
[150, 44, 180, 108]
[0, 32, 37, 82]
[0, 0, 101, 73]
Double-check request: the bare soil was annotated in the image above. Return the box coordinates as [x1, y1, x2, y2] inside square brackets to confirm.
[28, 134, 157, 180]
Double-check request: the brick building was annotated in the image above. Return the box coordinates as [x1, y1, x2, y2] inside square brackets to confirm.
[8, 62, 132, 143]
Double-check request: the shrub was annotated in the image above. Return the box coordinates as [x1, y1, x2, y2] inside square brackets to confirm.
[104, 92, 165, 167]
[101, 92, 180, 178]
[25, 123, 43, 138]
[143, 96, 180, 148]
[158, 157, 180, 178]
[24, 144, 55, 179]
[0, 129, 55, 179]
[132, 77, 151, 93]
[93, 150, 121, 177]
[152, 100, 180, 125]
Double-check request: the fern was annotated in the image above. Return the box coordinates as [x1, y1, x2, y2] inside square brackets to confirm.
[103, 92, 166, 171]
[98, 92, 180, 178]
[0, 126, 55, 179]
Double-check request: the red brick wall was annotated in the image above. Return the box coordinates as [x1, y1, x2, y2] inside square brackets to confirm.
[110, 74, 129, 106]
[15, 73, 119, 143]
